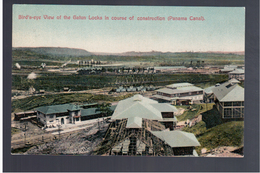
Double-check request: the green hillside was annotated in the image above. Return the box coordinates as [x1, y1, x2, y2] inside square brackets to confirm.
[11, 93, 134, 112]
[183, 121, 244, 155]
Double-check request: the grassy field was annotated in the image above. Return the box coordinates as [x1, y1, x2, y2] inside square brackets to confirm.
[182, 105, 244, 155]
[183, 121, 244, 155]
[176, 103, 215, 121]
[12, 93, 134, 112]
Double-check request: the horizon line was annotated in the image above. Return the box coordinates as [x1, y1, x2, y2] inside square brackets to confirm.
[12, 46, 245, 54]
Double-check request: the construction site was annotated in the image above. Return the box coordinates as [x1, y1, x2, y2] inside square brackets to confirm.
[93, 94, 200, 157]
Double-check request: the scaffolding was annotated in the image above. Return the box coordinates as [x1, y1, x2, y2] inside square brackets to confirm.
[93, 118, 174, 156]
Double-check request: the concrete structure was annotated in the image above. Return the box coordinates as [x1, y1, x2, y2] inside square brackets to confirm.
[152, 83, 204, 105]
[229, 69, 245, 81]
[212, 79, 244, 119]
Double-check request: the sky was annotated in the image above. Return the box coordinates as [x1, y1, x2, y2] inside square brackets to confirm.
[13, 5, 245, 53]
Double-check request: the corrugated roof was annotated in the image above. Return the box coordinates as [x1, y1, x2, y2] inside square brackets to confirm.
[229, 69, 244, 74]
[111, 94, 162, 120]
[81, 103, 98, 107]
[151, 103, 178, 112]
[112, 101, 163, 120]
[35, 104, 80, 115]
[151, 131, 200, 148]
[126, 117, 142, 128]
[229, 78, 240, 83]
[111, 94, 179, 129]
[212, 81, 244, 102]
[204, 86, 216, 94]
[152, 94, 178, 101]
[166, 83, 193, 88]
[81, 108, 101, 117]
[156, 86, 203, 94]
[158, 117, 178, 122]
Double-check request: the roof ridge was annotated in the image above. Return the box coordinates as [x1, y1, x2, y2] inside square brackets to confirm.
[112, 101, 138, 119]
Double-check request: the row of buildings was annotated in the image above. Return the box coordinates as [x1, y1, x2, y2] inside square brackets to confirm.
[220, 65, 245, 81]
[23, 78, 243, 129]
[95, 77, 244, 156]
[151, 79, 244, 119]
[15, 78, 244, 156]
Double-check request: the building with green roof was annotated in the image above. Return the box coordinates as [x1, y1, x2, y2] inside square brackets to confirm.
[35, 103, 82, 127]
[35, 103, 115, 128]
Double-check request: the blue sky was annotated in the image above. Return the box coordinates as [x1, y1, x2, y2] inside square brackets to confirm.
[13, 5, 245, 53]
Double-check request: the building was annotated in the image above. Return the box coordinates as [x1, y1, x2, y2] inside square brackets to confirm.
[77, 66, 103, 74]
[228, 69, 245, 81]
[111, 94, 178, 130]
[36, 104, 82, 128]
[152, 83, 204, 105]
[154, 66, 187, 73]
[94, 94, 201, 156]
[220, 65, 238, 73]
[35, 103, 115, 128]
[203, 83, 220, 103]
[212, 79, 244, 119]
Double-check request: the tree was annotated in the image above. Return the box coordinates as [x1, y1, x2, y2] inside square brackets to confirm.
[96, 103, 113, 119]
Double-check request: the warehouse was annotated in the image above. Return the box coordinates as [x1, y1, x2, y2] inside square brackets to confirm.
[152, 83, 204, 105]
[212, 79, 244, 119]
[94, 94, 200, 156]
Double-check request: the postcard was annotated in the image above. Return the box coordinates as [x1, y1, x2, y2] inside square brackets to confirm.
[11, 5, 245, 157]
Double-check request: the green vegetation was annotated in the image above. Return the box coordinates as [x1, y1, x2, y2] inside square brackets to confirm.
[182, 121, 207, 136]
[176, 103, 215, 121]
[183, 121, 244, 155]
[201, 105, 223, 129]
[12, 73, 228, 91]
[182, 105, 244, 155]
[12, 93, 134, 112]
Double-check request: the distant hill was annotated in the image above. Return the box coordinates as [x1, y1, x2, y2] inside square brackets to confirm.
[93, 50, 245, 56]
[13, 47, 93, 57]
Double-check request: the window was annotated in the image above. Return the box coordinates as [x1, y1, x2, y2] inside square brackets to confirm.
[224, 108, 232, 118]
[76, 118, 79, 121]
[49, 115, 54, 118]
[49, 120, 53, 123]
[233, 108, 241, 117]
[233, 102, 241, 106]
[224, 102, 232, 106]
